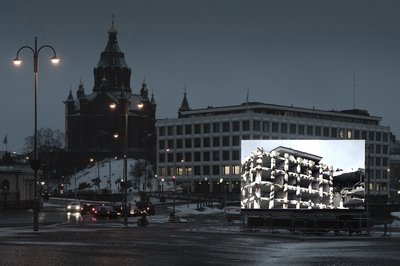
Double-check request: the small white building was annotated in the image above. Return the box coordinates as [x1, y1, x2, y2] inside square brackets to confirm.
[0, 165, 36, 209]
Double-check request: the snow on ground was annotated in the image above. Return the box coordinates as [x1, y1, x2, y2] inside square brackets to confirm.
[65, 158, 174, 194]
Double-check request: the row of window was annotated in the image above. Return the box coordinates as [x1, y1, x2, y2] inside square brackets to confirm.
[159, 150, 240, 163]
[159, 136, 389, 157]
[158, 165, 241, 177]
[159, 136, 241, 149]
[158, 121, 389, 142]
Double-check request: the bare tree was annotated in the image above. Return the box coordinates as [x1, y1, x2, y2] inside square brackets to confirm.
[24, 127, 64, 155]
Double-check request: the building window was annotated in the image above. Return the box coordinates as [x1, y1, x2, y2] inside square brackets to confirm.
[194, 166, 201, 175]
[176, 139, 183, 148]
[203, 151, 210, 161]
[203, 165, 210, 175]
[213, 123, 220, 133]
[185, 139, 192, 148]
[186, 167, 192, 176]
[203, 137, 210, 147]
[158, 153, 165, 163]
[376, 144, 381, 154]
[331, 128, 337, 138]
[213, 151, 220, 161]
[323, 127, 329, 137]
[242, 121, 250, 131]
[307, 125, 313, 136]
[232, 136, 240, 146]
[232, 121, 240, 131]
[315, 126, 321, 136]
[159, 126, 165, 136]
[376, 170, 381, 179]
[232, 150, 240, 160]
[242, 135, 250, 140]
[194, 138, 201, 148]
[185, 125, 192, 135]
[272, 122, 278, 133]
[383, 133, 388, 142]
[222, 136, 230, 146]
[233, 165, 240, 175]
[185, 152, 192, 162]
[213, 165, 219, 175]
[253, 121, 261, 131]
[339, 129, 345, 139]
[376, 132, 381, 141]
[354, 130, 360, 139]
[194, 124, 201, 134]
[176, 125, 182, 135]
[159, 140, 165, 149]
[299, 125, 305, 135]
[383, 145, 388, 154]
[263, 122, 269, 132]
[222, 122, 230, 132]
[176, 152, 183, 162]
[223, 166, 230, 175]
[362, 131, 367, 140]
[383, 158, 388, 167]
[222, 151, 230, 160]
[213, 137, 220, 147]
[281, 123, 287, 134]
[290, 124, 296, 134]
[167, 153, 174, 163]
[167, 126, 174, 136]
[369, 131, 374, 141]
[159, 167, 167, 176]
[167, 139, 174, 149]
[194, 152, 201, 161]
[203, 123, 210, 133]
[376, 157, 381, 166]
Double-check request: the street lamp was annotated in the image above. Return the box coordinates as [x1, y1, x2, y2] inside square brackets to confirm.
[161, 177, 165, 202]
[13, 37, 59, 232]
[110, 88, 143, 226]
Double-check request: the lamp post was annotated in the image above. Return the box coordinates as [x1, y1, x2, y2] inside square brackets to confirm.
[161, 177, 165, 202]
[110, 88, 143, 226]
[13, 37, 59, 232]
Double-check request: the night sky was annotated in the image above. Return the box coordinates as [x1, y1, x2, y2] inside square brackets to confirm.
[1, 0, 399, 153]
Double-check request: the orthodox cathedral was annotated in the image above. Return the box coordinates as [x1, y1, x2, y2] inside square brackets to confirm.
[62, 21, 157, 171]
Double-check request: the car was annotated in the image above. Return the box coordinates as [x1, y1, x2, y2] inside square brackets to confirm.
[80, 203, 97, 215]
[94, 205, 118, 219]
[66, 201, 81, 212]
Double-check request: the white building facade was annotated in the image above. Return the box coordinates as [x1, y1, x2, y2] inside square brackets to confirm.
[156, 100, 391, 199]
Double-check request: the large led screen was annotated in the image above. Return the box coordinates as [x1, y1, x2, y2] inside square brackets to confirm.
[241, 140, 365, 210]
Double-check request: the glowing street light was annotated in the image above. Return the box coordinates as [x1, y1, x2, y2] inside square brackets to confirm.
[13, 37, 59, 232]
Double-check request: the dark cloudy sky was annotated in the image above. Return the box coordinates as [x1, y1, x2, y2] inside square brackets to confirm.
[1, 0, 399, 153]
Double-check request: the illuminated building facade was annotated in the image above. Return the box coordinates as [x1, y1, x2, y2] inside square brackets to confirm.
[156, 94, 391, 200]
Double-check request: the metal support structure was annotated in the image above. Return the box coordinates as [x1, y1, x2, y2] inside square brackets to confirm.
[13, 37, 59, 232]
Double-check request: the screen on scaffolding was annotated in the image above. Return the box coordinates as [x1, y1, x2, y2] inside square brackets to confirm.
[241, 139, 365, 210]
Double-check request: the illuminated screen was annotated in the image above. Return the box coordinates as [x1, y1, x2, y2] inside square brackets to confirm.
[241, 140, 365, 210]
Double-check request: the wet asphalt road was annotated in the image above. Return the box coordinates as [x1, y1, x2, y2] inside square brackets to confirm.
[1, 221, 400, 266]
[1, 199, 400, 265]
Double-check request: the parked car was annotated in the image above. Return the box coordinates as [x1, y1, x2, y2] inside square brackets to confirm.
[66, 201, 81, 212]
[80, 203, 97, 215]
[94, 205, 118, 219]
